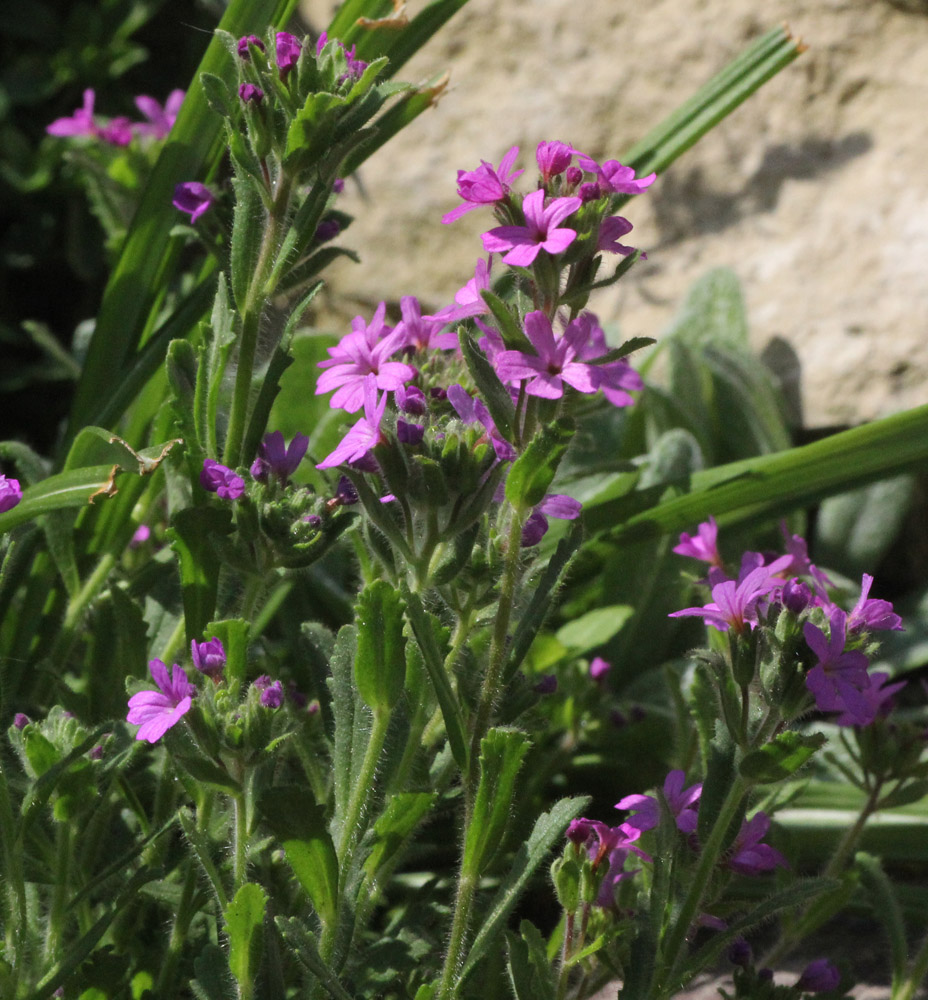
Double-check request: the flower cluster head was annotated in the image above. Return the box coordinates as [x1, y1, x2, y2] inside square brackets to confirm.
[670, 517, 906, 727]
[47, 89, 184, 146]
[127, 659, 195, 743]
[200, 459, 245, 500]
[0, 474, 22, 513]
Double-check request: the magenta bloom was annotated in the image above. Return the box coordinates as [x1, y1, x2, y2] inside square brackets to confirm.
[134, 90, 184, 139]
[520, 493, 582, 547]
[260, 679, 284, 708]
[442, 145, 523, 224]
[200, 459, 245, 500]
[191, 637, 226, 680]
[0, 475, 23, 513]
[239, 83, 264, 104]
[804, 608, 873, 724]
[567, 819, 650, 907]
[276, 31, 302, 75]
[536, 140, 577, 183]
[316, 302, 414, 413]
[394, 296, 458, 352]
[431, 257, 492, 324]
[482, 189, 581, 267]
[847, 573, 903, 632]
[447, 383, 515, 462]
[13, 713, 30, 730]
[590, 656, 611, 682]
[495, 311, 600, 399]
[575, 312, 643, 407]
[250, 430, 309, 483]
[127, 659, 195, 743]
[616, 770, 702, 836]
[100, 117, 133, 146]
[835, 672, 906, 727]
[317, 374, 388, 469]
[129, 524, 151, 549]
[578, 155, 657, 195]
[47, 89, 98, 138]
[238, 34, 266, 58]
[795, 959, 840, 993]
[728, 812, 788, 875]
[673, 517, 722, 566]
[669, 562, 784, 633]
[173, 182, 214, 223]
[597, 215, 636, 255]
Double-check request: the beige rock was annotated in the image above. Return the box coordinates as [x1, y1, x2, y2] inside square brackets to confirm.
[300, 0, 928, 428]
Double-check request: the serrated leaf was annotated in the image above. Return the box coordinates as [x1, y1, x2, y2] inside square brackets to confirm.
[355, 580, 406, 712]
[740, 731, 825, 784]
[463, 728, 531, 876]
[224, 882, 267, 990]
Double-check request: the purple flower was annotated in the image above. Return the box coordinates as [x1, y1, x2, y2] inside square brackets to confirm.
[782, 578, 813, 614]
[672, 517, 722, 566]
[129, 524, 151, 549]
[276, 32, 302, 75]
[669, 562, 785, 634]
[200, 459, 245, 500]
[13, 713, 30, 730]
[127, 659, 195, 743]
[615, 771, 700, 836]
[597, 215, 637, 255]
[260, 680, 284, 708]
[578, 155, 657, 195]
[100, 117, 133, 146]
[397, 420, 424, 445]
[238, 34, 266, 59]
[339, 43, 368, 82]
[317, 374, 388, 470]
[568, 819, 650, 907]
[536, 140, 577, 183]
[316, 302, 414, 413]
[495, 311, 600, 399]
[575, 312, 643, 407]
[431, 257, 493, 325]
[835, 672, 906, 727]
[47, 89, 98, 138]
[482, 189, 581, 267]
[173, 182, 215, 224]
[520, 493, 582, 547]
[590, 656, 611, 682]
[442, 145, 523, 224]
[728, 812, 788, 876]
[394, 295, 459, 352]
[250, 431, 309, 483]
[239, 83, 264, 104]
[804, 609, 874, 725]
[795, 959, 840, 993]
[0, 475, 23, 513]
[396, 384, 427, 416]
[534, 674, 558, 694]
[134, 90, 184, 139]
[447, 384, 515, 462]
[191, 637, 226, 680]
[847, 574, 903, 632]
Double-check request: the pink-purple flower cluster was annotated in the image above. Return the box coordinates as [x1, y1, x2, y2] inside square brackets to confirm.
[670, 518, 905, 726]
[47, 89, 184, 146]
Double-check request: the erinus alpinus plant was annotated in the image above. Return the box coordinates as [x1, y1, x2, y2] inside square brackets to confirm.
[3, 2, 928, 999]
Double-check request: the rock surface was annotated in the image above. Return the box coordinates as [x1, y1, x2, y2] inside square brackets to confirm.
[300, 0, 928, 429]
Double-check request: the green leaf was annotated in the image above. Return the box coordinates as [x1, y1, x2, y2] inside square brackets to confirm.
[857, 852, 907, 988]
[365, 792, 437, 880]
[201, 72, 236, 119]
[23, 729, 60, 778]
[697, 725, 738, 844]
[259, 786, 339, 926]
[740, 730, 826, 784]
[191, 943, 237, 1000]
[463, 728, 532, 876]
[274, 917, 355, 1000]
[0, 466, 123, 536]
[461, 796, 588, 985]
[174, 755, 242, 794]
[355, 580, 407, 712]
[505, 921, 556, 1000]
[329, 624, 364, 826]
[555, 603, 634, 655]
[402, 587, 468, 771]
[204, 619, 250, 687]
[505, 418, 575, 512]
[179, 808, 229, 911]
[230, 171, 265, 313]
[460, 329, 516, 444]
[167, 506, 233, 643]
[224, 882, 268, 991]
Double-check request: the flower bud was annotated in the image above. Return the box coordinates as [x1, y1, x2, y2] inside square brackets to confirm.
[191, 637, 226, 680]
[782, 577, 812, 615]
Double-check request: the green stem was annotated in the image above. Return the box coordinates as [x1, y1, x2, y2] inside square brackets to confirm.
[155, 864, 199, 999]
[335, 708, 391, 869]
[49, 552, 116, 663]
[822, 778, 883, 880]
[660, 776, 749, 995]
[223, 173, 293, 468]
[44, 821, 71, 964]
[895, 924, 928, 1000]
